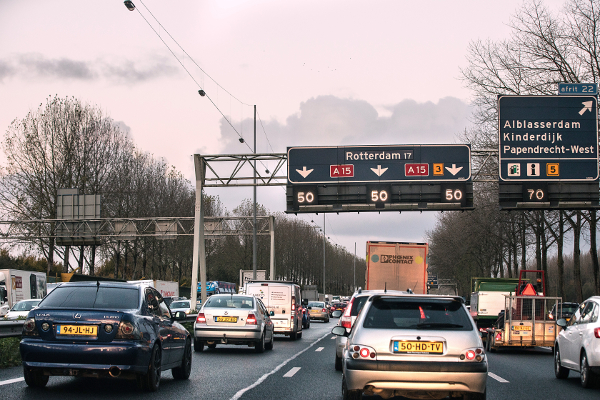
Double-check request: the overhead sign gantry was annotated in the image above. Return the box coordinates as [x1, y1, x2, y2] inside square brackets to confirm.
[286, 144, 473, 213]
[498, 95, 599, 209]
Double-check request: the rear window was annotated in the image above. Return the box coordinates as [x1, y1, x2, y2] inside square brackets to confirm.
[308, 302, 324, 308]
[351, 296, 370, 316]
[363, 297, 472, 331]
[170, 301, 190, 309]
[204, 296, 254, 308]
[40, 286, 139, 310]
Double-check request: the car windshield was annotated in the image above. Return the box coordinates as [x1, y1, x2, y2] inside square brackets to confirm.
[40, 286, 139, 310]
[170, 301, 190, 309]
[561, 304, 579, 314]
[11, 300, 40, 311]
[363, 297, 472, 331]
[204, 296, 253, 308]
[308, 302, 324, 308]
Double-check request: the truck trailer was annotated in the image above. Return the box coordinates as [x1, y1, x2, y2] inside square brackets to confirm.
[128, 279, 179, 298]
[470, 277, 521, 340]
[0, 269, 47, 315]
[365, 241, 428, 294]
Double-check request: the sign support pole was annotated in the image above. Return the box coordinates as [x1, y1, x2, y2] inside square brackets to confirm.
[191, 155, 207, 309]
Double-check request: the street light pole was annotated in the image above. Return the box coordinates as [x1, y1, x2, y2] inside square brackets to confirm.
[253, 105, 257, 280]
[354, 242, 356, 291]
[323, 214, 326, 298]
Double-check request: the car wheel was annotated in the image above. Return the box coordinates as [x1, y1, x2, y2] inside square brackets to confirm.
[554, 346, 569, 379]
[265, 331, 274, 350]
[290, 330, 298, 340]
[325, 317, 330, 323]
[255, 331, 266, 353]
[172, 338, 192, 380]
[307, 320, 310, 329]
[23, 367, 49, 388]
[580, 351, 596, 388]
[335, 353, 342, 371]
[137, 344, 161, 392]
[342, 375, 361, 400]
[194, 338, 204, 352]
[207, 343, 217, 349]
[297, 331, 302, 339]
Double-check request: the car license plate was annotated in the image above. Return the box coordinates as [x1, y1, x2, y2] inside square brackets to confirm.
[215, 316, 238, 323]
[513, 325, 531, 331]
[56, 325, 97, 336]
[394, 341, 443, 354]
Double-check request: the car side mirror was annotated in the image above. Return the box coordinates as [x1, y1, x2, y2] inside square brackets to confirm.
[556, 318, 567, 328]
[172, 311, 187, 321]
[331, 326, 348, 336]
[270, 311, 275, 316]
[332, 311, 342, 318]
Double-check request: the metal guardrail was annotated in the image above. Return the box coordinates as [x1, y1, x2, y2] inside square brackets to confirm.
[0, 315, 196, 339]
[0, 320, 24, 338]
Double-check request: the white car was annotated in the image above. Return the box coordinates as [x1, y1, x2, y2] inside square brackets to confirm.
[170, 300, 193, 315]
[555, 296, 600, 388]
[5, 299, 41, 319]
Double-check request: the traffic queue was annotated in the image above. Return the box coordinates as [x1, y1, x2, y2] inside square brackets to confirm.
[14, 279, 599, 398]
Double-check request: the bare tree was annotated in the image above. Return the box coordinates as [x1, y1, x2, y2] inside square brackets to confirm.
[0, 96, 134, 274]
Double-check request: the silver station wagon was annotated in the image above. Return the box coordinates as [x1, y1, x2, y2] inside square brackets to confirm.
[332, 294, 487, 400]
[194, 294, 274, 353]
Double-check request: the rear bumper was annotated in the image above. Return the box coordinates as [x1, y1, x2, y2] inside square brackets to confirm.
[20, 339, 150, 375]
[310, 313, 328, 320]
[194, 326, 262, 343]
[344, 358, 487, 394]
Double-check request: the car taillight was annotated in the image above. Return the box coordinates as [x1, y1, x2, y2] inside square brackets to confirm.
[495, 332, 502, 342]
[322, 308, 327, 312]
[595, 327, 600, 338]
[246, 313, 257, 325]
[115, 321, 141, 340]
[292, 296, 296, 311]
[460, 347, 485, 362]
[549, 313, 554, 320]
[22, 317, 39, 337]
[196, 313, 206, 324]
[341, 316, 352, 329]
[350, 344, 376, 360]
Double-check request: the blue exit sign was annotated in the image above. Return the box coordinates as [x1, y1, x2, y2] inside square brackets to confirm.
[558, 83, 597, 95]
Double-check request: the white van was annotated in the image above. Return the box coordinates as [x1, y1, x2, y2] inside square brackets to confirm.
[245, 281, 303, 340]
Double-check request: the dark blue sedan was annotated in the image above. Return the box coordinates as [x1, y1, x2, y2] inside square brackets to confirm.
[20, 281, 192, 391]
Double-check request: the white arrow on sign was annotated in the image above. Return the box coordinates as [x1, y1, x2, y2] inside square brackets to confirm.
[579, 101, 593, 115]
[370, 165, 388, 177]
[296, 166, 314, 178]
[445, 164, 463, 176]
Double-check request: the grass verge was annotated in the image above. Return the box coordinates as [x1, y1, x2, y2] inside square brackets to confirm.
[0, 337, 21, 368]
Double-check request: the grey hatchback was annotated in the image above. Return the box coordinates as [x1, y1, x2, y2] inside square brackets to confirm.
[332, 294, 487, 400]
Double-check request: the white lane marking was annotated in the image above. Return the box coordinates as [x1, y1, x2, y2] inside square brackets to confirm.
[283, 367, 301, 377]
[0, 377, 25, 386]
[331, 336, 336, 339]
[229, 331, 330, 400]
[488, 372, 509, 383]
[315, 347, 324, 352]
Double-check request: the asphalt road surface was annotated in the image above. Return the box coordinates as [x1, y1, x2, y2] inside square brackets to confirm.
[0, 320, 598, 399]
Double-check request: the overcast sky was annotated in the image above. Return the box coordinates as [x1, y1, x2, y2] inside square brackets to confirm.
[0, 0, 565, 259]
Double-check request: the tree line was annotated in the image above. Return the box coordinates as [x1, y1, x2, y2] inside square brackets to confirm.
[0, 96, 364, 294]
[428, 0, 600, 301]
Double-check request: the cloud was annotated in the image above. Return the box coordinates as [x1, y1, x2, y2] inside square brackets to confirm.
[0, 53, 178, 83]
[218, 95, 473, 154]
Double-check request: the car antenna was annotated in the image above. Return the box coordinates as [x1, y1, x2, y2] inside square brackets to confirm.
[384, 282, 387, 293]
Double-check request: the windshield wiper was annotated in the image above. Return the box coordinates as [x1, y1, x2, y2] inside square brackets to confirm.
[416, 322, 464, 329]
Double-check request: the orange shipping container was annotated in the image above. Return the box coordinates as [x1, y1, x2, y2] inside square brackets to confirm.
[365, 242, 428, 294]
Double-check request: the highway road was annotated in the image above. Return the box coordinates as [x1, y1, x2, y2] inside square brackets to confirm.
[0, 319, 598, 399]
